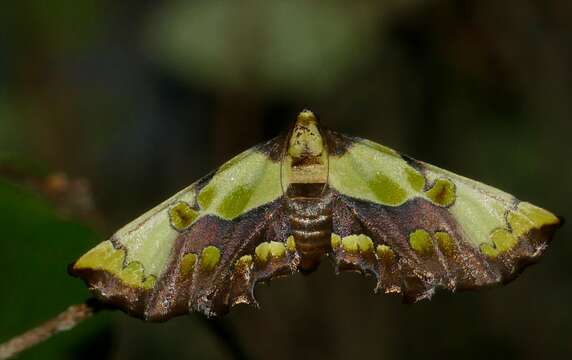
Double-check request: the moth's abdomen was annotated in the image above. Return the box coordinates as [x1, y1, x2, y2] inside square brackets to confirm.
[286, 195, 333, 272]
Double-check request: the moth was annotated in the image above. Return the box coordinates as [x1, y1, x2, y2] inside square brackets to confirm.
[70, 110, 562, 321]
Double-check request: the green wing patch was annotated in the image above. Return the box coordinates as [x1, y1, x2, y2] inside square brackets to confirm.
[329, 136, 561, 301]
[197, 151, 281, 219]
[74, 241, 156, 290]
[418, 159, 560, 256]
[329, 137, 560, 259]
[329, 140, 457, 207]
[71, 139, 287, 319]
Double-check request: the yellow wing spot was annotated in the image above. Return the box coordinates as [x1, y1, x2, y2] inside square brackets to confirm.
[331, 234, 341, 249]
[169, 202, 199, 231]
[435, 231, 455, 256]
[341, 235, 359, 252]
[509, 202, 561, 238]
[376, 244, 396, 262]
[180, 253, 197, 278]
[426, 178, 456, 207]
[236, 255, 253, 268]
[269, 241, 286, 259]
[73, 241, 156, 289]
[479, 244, 496, 258]
[519, 202, 560, 226]
[409, 229, 434, 255]
[200, 246, 221, 271]
[255, 242, 271, 263]
[197, 184, 215, 210]
[74, 241, 124, 272]
[405, 167, 426, 192]
[118, 261, 146, 287]
[491, 228, 518, 253]
[142, 275, 157, 289]
[199, 184, 256, 220]
[341, 234, 374, 253]
[357, 235, 374, 253]
[286, 236, 297, 252]
[369, 173, 408, 206]
[217, 185, 255, 220]
[481, 229, 518, 258]
[255, 242, 286, 262]
[482, 202, 559, 258]
[508, 212, 534, 238]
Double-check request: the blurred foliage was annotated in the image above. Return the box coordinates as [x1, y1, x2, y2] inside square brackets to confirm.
[146, 0, 380, 95]
[146, 0, 430, 95]
[0, 178, 110, 359]
[1, 0, 571, 359]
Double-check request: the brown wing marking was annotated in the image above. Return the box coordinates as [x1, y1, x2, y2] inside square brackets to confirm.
[72, 200, 295, 321]
[143, 200, 294, 320]
[331, 193, 506, 302]
[69, 264, 151, 318]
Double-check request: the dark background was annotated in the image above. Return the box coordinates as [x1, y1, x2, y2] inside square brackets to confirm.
[1, 1, 571, 359]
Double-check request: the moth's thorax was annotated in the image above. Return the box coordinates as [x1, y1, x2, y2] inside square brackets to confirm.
[282, 110, 329, 191]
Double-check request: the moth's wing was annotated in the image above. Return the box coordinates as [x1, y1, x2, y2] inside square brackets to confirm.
[143, 201, 295, 320]
[327, 131, 562, 301]
[70, 136, 296, 320]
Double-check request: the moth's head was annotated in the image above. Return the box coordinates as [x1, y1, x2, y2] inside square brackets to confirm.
[288, 110, 324, 159]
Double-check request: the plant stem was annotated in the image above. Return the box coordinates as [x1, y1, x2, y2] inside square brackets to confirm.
[0, 301, 98, 360]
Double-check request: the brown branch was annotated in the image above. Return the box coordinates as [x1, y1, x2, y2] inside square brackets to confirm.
[0, 301, 100, 360]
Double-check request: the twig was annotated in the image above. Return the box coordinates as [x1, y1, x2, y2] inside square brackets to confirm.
[0, 301, 100, 360]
